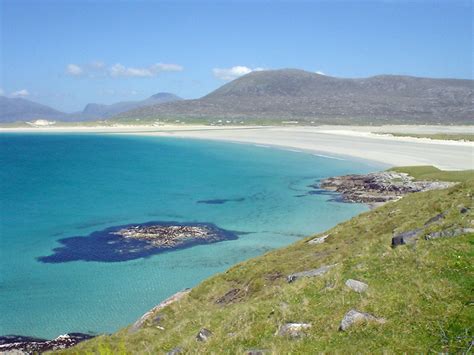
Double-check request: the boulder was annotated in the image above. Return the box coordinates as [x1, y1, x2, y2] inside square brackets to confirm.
[166, 347, 183, 355]
[345, 279, 368, 293]
[339, 309, 385, 331]
[196, 328, 212, 342]
[287, 264, 336, 283]
[276, 323, 311, 337]
[391, 228, 422, 246]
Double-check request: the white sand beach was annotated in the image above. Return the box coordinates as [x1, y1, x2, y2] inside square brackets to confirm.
[1, 125, 473, 170]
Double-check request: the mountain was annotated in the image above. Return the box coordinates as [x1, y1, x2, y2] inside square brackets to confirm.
[70, 92, 182, 121]
[0, 96, 66, 123]
[115, 69, 474, 124]
[0, 93, 182, 123]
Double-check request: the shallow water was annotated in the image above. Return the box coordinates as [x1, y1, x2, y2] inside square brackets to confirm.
[0, 134, 379, 338]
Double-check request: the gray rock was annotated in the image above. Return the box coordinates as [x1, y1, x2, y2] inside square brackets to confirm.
[345, 279, 368, 293]
[339, 309, 386, 331]
[425, 228, 474, 240]
[166, 347, 183, 355]
[196, 328, 212, 342]
[424, 212, 445, 226]
[391, 228, 423, 246]
[308, 234, 329, 245]
[287, 264, 336, 283]
[128, 289, 191, 334]
[276, 323, 311, 337]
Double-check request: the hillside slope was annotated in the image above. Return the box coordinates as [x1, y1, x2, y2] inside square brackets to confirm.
[63, 170, 474, 353]
[115, 69, 474, 124]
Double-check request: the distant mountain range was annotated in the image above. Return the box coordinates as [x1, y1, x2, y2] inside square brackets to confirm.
[2, 69, 473, 124]
[115, 69, 473, 124]
[0, 93, 182, 123]
[0, 96, 65, 122]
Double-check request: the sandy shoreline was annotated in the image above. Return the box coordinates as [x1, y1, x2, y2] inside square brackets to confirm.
[1, 125, 473, 170]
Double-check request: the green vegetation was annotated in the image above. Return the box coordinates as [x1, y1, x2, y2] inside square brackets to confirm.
[390, 166, 474, 183]
[379, 132, 474, 142]
[60, 168, 473, 354]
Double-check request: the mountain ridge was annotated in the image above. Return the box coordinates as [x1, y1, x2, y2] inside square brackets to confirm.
[115, 69, 474, 124]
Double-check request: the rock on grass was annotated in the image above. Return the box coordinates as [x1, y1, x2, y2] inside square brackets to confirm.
[339, 309, 385, 331]
[345, 279, 368, 293]
[196, 328, 212, 342]
[287, 264, 336, 283]
[276, 323, 312, 338]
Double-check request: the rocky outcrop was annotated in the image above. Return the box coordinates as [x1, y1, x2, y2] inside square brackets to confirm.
[345, 279, 368, 293]
[318, 172, 454, 207]
[0, 333, 94, 354]
[287, 264, 336, 283]
[276, 323, 311, 338]
[339, 310, 385, 331]
[113, 224, 227, 248]
[129, 289, 191, 334]
[425, 228, 474, 240]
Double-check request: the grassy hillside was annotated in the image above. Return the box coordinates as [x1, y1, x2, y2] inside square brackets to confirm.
[390, 166, 474, 183]
[60, 172, 473, 354]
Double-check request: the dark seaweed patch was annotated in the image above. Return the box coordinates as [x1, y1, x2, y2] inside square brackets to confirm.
[37, 221, 239, 263]
[197, 198, 245, 205]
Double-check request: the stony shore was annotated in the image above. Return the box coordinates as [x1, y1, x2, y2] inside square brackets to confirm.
[318, 171, 454, 207]
[0, 333, 94, 354]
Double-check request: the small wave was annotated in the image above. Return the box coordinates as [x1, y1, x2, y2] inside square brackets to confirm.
[312, 153, 345, 161]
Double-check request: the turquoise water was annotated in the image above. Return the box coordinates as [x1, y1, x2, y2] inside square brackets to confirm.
[0, 134, 379, 338]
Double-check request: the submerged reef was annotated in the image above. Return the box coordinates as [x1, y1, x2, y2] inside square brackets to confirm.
[38, 221, 238, 263]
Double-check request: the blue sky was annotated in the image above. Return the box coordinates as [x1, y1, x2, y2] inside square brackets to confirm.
[1, 0, 472, 112]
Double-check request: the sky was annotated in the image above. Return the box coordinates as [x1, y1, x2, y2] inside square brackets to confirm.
[1, 0, 472, 112]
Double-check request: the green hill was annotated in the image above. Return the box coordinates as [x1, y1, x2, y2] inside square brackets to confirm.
[60, 169, 473, 354]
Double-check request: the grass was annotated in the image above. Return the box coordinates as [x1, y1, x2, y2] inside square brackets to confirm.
[389, 166, 474, 183]
[379, 132, 474, 142]
[57, 170, 473, 354]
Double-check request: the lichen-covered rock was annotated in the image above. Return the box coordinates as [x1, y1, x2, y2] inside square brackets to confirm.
[287, 264, 336, 283]
[308, 234, 329, 245]
[345, 279, 368, 293]
[339, 309, 385, 331]
[196, 328, 212, 342]
[276, 323, 312, 337]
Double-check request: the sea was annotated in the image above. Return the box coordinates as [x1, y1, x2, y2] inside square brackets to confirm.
[0, 133, 380, 338]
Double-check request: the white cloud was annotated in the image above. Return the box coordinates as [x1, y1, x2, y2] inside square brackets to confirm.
[66, 64, 84, 76]
[315, 70, 326, 76]
[0, 88, 4, 96]
[66, 61, 183, 78]
[109, 62, 183, 78]
[11, 89, 29, 97]
[213, 66, 265, 81]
